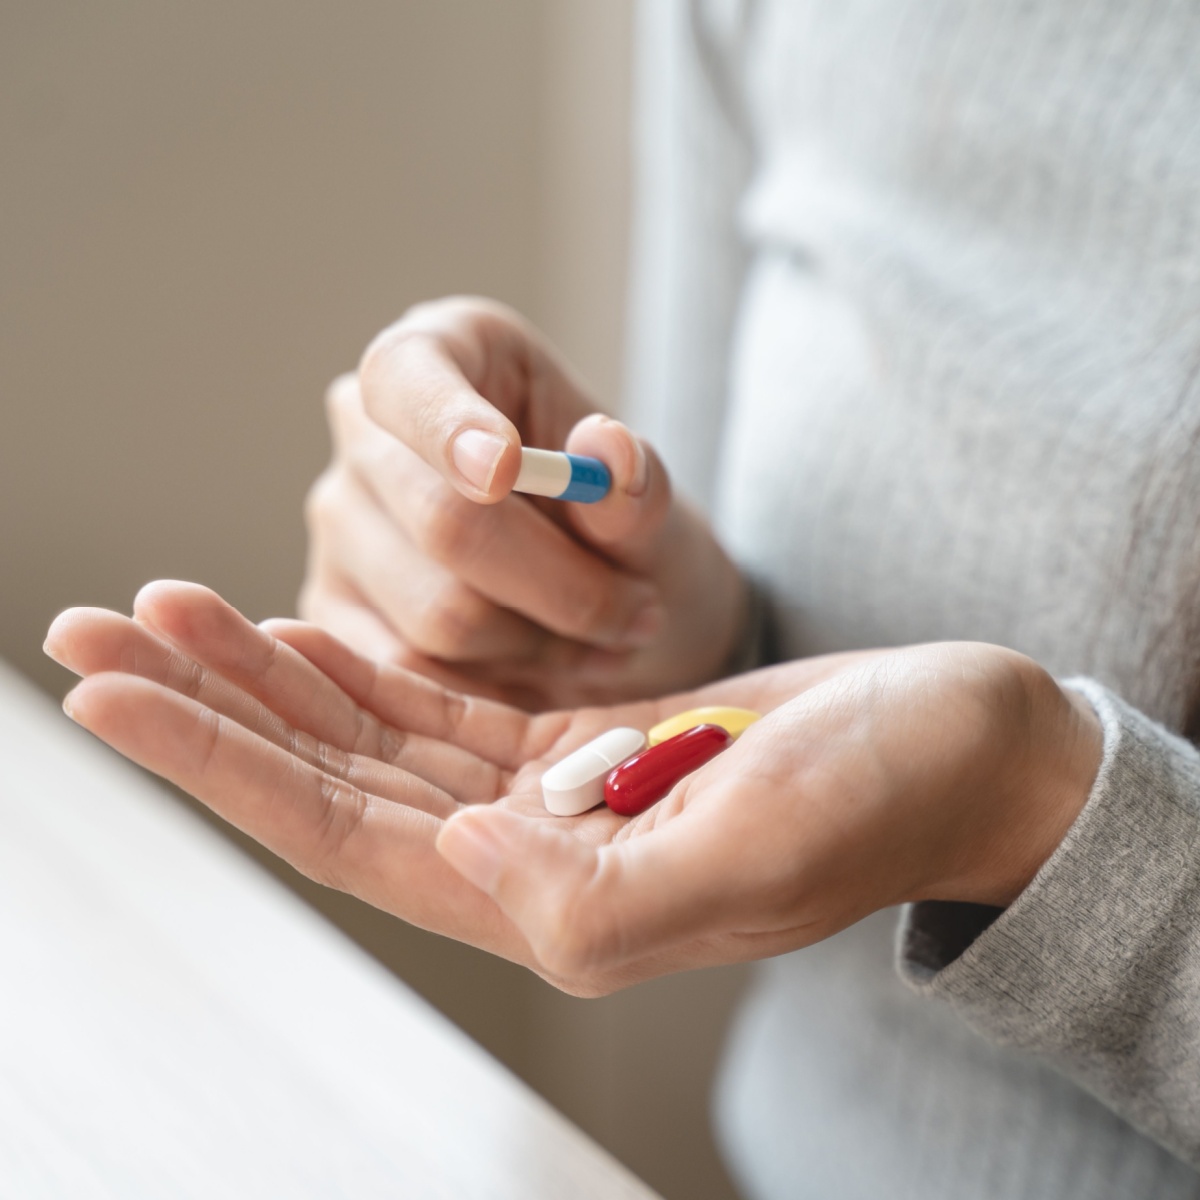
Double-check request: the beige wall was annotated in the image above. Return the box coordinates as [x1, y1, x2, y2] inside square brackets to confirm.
[1, 4, 745, 1197]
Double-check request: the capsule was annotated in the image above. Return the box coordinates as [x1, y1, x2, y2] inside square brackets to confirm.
[647, 705, 761, 747]
[513, 447, 611, 503]
[541, 726, 646, 816]
[604, 723, 733, 817]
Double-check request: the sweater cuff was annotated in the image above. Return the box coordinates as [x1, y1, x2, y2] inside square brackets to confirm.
[897, 677, 1200, 1002]
[895, 679, 1200, 1130]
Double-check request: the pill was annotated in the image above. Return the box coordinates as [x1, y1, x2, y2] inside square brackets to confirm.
[647, 706, 761, 747]
[541, 726, 647, 816]
[604, 723, 733, 817]
[513, 447, 611, 503]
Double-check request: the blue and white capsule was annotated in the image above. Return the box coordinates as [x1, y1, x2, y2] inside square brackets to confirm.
[512, 448, 611, 503]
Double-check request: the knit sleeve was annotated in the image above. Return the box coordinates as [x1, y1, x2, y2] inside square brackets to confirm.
[624, 0, 753, 511]
[897, 678, 1200, 1166]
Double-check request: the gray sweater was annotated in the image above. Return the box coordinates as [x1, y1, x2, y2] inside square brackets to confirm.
[627, 2, 1200, 1196]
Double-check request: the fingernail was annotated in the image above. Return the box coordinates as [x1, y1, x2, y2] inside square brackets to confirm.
[62, 694, 76, 721]
[624, 600, 665, 648]
[438, 813, 505, 895]
[627, 436, 649, 498]
[451, 429, 508, 494]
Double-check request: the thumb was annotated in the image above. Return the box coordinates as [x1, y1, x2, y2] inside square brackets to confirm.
[561, 415, 673, 570]
[435, 802, 736, 981]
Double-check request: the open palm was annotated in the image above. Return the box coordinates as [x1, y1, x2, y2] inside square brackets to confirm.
[49, 581, 1086, 996]
[47, 581, 871, 993]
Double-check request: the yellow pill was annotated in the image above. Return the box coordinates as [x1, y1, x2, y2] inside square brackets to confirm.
[647, 706, 761, 747]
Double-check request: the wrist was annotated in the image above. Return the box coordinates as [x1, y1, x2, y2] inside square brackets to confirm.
[983, 667, 1105, 908]
[920, 655, 1104, 911]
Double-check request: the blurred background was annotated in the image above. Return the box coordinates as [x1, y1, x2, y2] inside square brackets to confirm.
[1, 3, 746, 1196]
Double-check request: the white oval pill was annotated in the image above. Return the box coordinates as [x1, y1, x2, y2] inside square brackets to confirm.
[541, 727, 647, 816]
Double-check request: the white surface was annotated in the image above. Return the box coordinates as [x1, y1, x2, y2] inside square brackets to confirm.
[0, 661, 659, 1199]
[513, 448, 573, 498]
[541, 727, 647, 816]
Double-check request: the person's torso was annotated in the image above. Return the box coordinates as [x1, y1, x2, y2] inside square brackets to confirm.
[702, 4, 1200, 1196]
[715, 0, 1200, 728]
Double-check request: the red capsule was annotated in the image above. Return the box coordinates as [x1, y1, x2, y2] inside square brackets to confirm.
[604, 723, 733, 816]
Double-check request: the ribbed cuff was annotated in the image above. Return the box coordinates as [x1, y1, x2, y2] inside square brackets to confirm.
[895, 678, 1200, 1157]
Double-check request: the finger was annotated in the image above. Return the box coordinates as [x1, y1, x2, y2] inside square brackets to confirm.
[337, 631, 550, 709]
[294, 576, 536, 706]
[297, 570, 408, 664]
[247, 617, 540, 773]
[46, 606, 298, 742]
[62, 673, 520, 952]
[47, 604, 497, 810]
[131, 581, 511, 803]
[395, 466, 664, 651]
[311, 466, 553, 661]
[357, 300, 591, 504]
[562, 414, 674, 570]
[331, 374, 662, 651]
[436, 788, 768, 978]
[359, 329, 518, 502]
[134, 579, 388, 749]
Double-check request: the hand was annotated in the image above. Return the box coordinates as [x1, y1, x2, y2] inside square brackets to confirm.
[45, 583, 1101, 995]
[302, 296, 748, 710]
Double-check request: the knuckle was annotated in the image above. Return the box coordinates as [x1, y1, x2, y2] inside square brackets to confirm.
[405, 294, 509, 335]
[399, 296, 458, 327]
[411, 483, 485, 564]
[358, 322, 402, 384]
[303, 470, 342, 536]
[296, 580, 319, 623]
[166, 649, 206, 701]
[388, 640, 432, 674]
[323, 375, 364, 452]
[407, 581, 490, 659]
[358, 324, 431, 413]
[303, 772, 368, 891]
[566, 579, 625, 640]
[437, 684, 470, 737]
[192, 707, 223, 782]
[375, 724, 410, 767]
[323, 372, 359, 423]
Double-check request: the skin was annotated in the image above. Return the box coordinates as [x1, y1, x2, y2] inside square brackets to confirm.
[301, 296, 748, 710]
[45, 582, 1102, 997]
[47, 297, 1106, 993]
